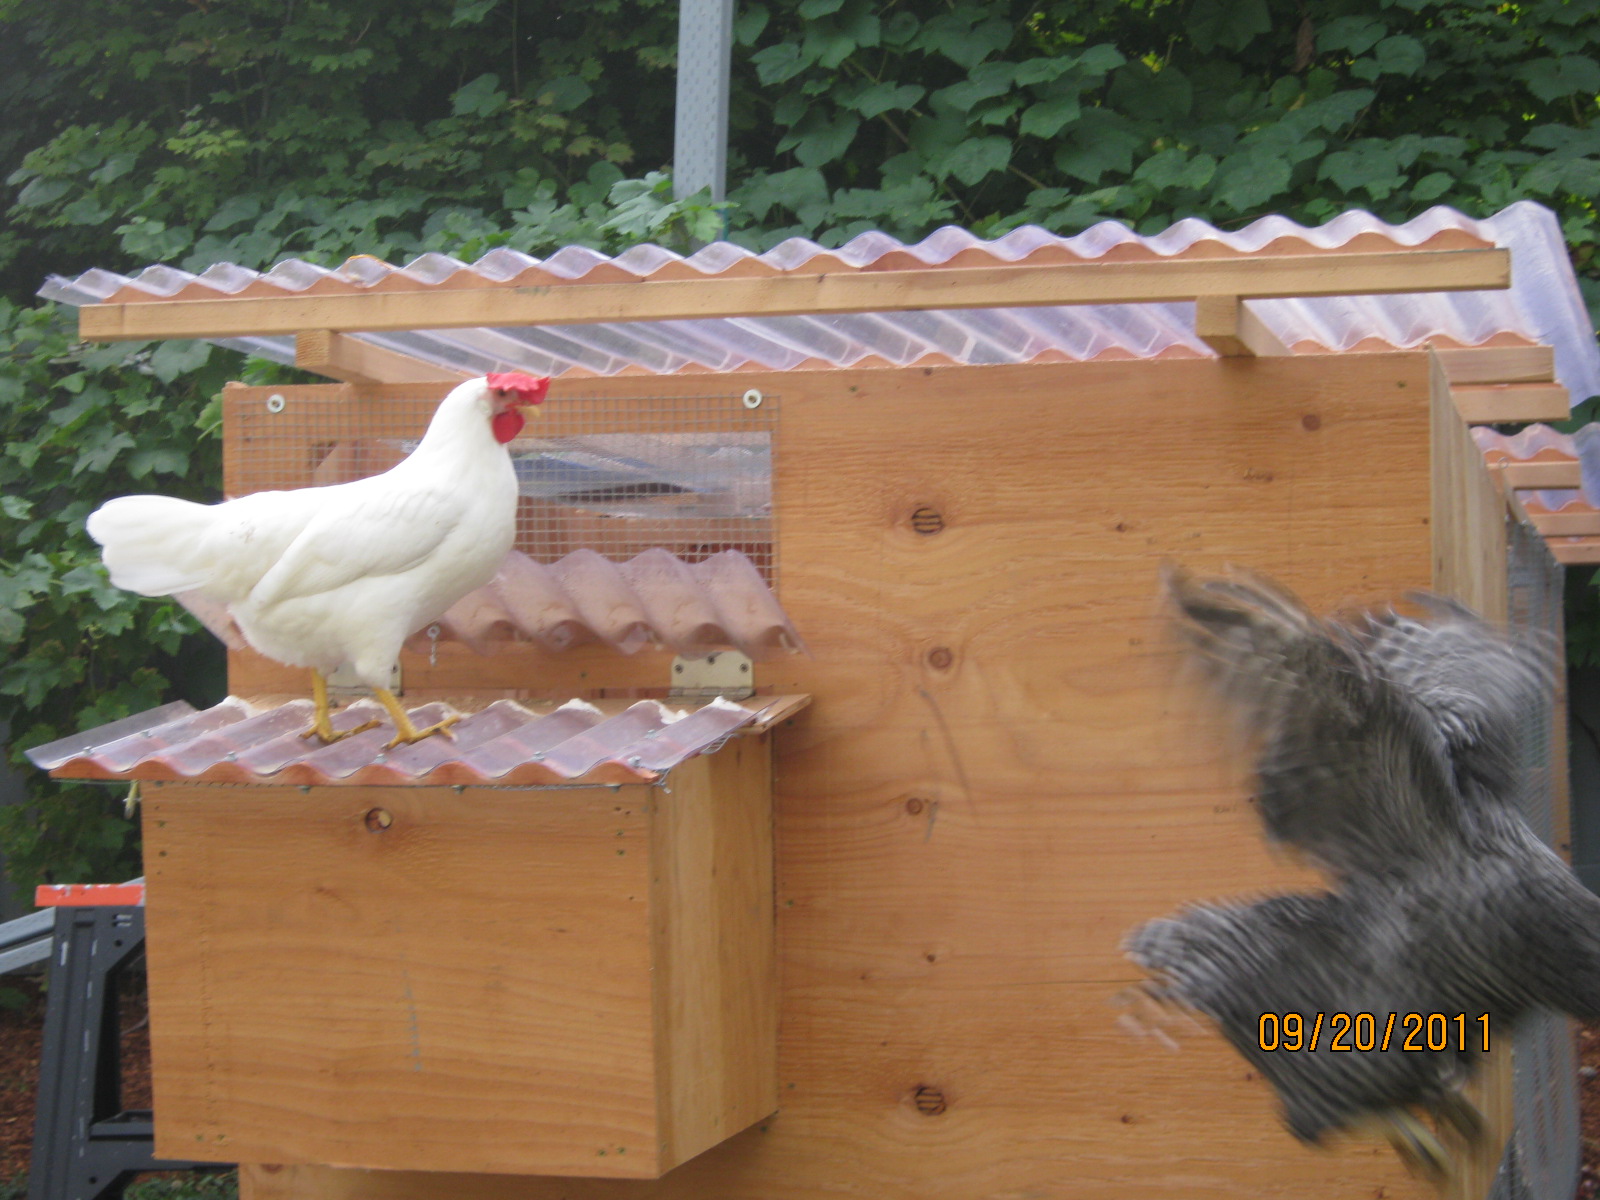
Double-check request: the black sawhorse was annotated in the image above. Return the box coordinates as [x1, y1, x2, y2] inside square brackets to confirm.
[29, 904, 225, 1200]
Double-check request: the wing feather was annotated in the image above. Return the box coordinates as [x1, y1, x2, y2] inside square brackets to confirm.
[247, 482, 465, 610]
[1164, 565, 1461, 878]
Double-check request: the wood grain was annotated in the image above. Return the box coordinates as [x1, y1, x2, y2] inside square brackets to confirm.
[79, 249, 1509, 341]
[294, 330, 471, 384]
[1193, 294, 1291, 357]
[1449, 382, 1569, 424]
[1433, 344, 1554, 385]
[143, 753, 775, 1178]
[233, 353, 1464, 1200]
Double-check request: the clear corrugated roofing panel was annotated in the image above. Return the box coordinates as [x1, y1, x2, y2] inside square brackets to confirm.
[39, 202, 1600, 403]
[172, 548, 803, 662]
[24, 694, 796, 787]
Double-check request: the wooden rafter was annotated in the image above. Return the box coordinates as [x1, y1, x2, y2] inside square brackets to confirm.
[1546, 540, 1600, 564]
[1192, 294, 1291, 357]
[294, 330, 471, 385]
[1527, 509, 1600, 537]
[1450, 382, 1569, 424]
[77, 247, 1510, 341]
[1489, 459, 1581, 490]
[1434, 343, 1555, 385]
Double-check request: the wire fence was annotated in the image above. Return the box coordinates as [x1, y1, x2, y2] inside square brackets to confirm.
[1493, 513, 1579, 1200]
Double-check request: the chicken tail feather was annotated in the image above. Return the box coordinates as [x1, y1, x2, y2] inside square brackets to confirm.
[87, 494, 218, 595]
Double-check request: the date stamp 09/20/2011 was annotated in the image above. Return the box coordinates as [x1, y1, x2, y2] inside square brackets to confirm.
[1257, 1012, 1491, 1054]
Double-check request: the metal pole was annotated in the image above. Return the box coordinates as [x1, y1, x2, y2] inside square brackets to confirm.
[673, 0, 734, 202]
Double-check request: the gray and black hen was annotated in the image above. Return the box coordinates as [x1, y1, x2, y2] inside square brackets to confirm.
[1123, 566, 1600, 1180]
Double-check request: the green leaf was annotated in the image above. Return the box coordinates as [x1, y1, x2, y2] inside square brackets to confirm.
[845, 82, 925, 119]
[16, 177, 71, 208]
[1410, 171, 1454, 201]
[1132, 149, 1217, 191]
[202, 194, 263, 232]
[936, 136, 1011, 185]
[538, 76, 593, 112]
[450, 0, 498, 25]
[148, 339, 212, 383]
[932, 64, 1016, 114]
[0, 496, 31, 520]
[751, 43, 807, 86]
[72, 429, 136, 476]
[1371, 35, 1425, 78]
[1188, 0, 1270, 54]
[1518, 55, 1600, 102]
[798, 0, 843, 16]
[1019, 96, 1082, 139]
[127, 447, 188, 479]
[783, 111, 860, 167]
[734, 5, 769, 46]
[1052, 110, 1143, 184]
[452, 73, 506, 118]
[1213, 151, 1292, 211]
[1316, 16, 1386, 57]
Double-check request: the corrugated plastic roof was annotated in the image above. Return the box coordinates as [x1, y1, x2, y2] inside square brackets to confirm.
[174, 548, 803, 661]
[40, 202, 1600, 404]
[1475, 424, 1590, 515]
[26, 694, 804, 787]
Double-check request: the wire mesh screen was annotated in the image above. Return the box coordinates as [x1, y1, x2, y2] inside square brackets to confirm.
[1491, 514, 1578, 1200]
[224, 384, 778, 584]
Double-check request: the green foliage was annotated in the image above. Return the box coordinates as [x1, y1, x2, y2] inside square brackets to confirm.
[0, 0, 1598, 891]
[123, 1172, 238, 1200]
[0, 301, 230, 894]
[723, 0, 1600, 294]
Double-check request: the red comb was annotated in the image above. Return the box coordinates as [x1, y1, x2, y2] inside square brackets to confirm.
[486, 372, 550, 403]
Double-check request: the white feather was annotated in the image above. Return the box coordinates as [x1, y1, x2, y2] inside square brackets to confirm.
[86, 376, 530, 691]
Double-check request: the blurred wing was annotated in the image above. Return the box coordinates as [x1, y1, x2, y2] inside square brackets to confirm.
[1165, 566, 1462, 877]
[1125, 889, 1461, 1144]
[249, 482, 464, 609]
[1361, 598, 1554, 804]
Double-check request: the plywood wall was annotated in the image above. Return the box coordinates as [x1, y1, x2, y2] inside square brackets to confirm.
[243, 353, 1450, 1200]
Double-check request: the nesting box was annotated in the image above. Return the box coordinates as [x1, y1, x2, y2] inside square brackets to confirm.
[39, 202, 1600, 1200]
[137, 740, 774, 1177]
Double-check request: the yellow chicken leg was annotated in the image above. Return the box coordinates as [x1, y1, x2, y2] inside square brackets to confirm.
[300, 670, 380, 744]
[373, 687, 462, 749]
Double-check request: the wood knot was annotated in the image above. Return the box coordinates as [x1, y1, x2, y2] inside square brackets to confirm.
[926, 646, 954, 670]
[912, 1086, 947, 1115]
[1300, 413, 1322, 431]
[364, 807, 393, 832]
[905, 797, 926, 815]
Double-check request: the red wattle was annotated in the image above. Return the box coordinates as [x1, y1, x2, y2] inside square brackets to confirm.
[491, 410, 526, 444]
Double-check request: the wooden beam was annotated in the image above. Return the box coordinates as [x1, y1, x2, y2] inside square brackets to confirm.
[294, 330, 471, 384]
[1491, 459, 1581, 490]
[1548, 540, 1600, 564]
[1434, 343, 1555, 385]
[78, 247, 1511, 341]
[1193, 295, 1291, 357]
[1528, 509, 1600, 536]
[1450, 382, 1569, 424]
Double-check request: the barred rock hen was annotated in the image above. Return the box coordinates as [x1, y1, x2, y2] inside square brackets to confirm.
[1123, 567, 1600, 1180]
[87, 373, 547, 747]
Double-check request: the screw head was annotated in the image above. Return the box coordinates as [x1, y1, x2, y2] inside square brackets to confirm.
[742, 389, 764, 409]
[363, 807, 393, 832]
[266, 393, 287, 414]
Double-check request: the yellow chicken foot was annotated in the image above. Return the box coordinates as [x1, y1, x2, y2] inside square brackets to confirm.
[373, 686, 461, 749]
[299, 670, 380, 744]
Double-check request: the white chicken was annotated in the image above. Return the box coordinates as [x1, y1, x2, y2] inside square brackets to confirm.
[87, 372, 548, 747]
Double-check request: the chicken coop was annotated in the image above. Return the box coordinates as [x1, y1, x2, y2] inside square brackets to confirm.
[28, 200, 1600, 1200]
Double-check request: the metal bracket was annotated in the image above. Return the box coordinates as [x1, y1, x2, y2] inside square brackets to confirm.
[668, 650, 754, 700]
